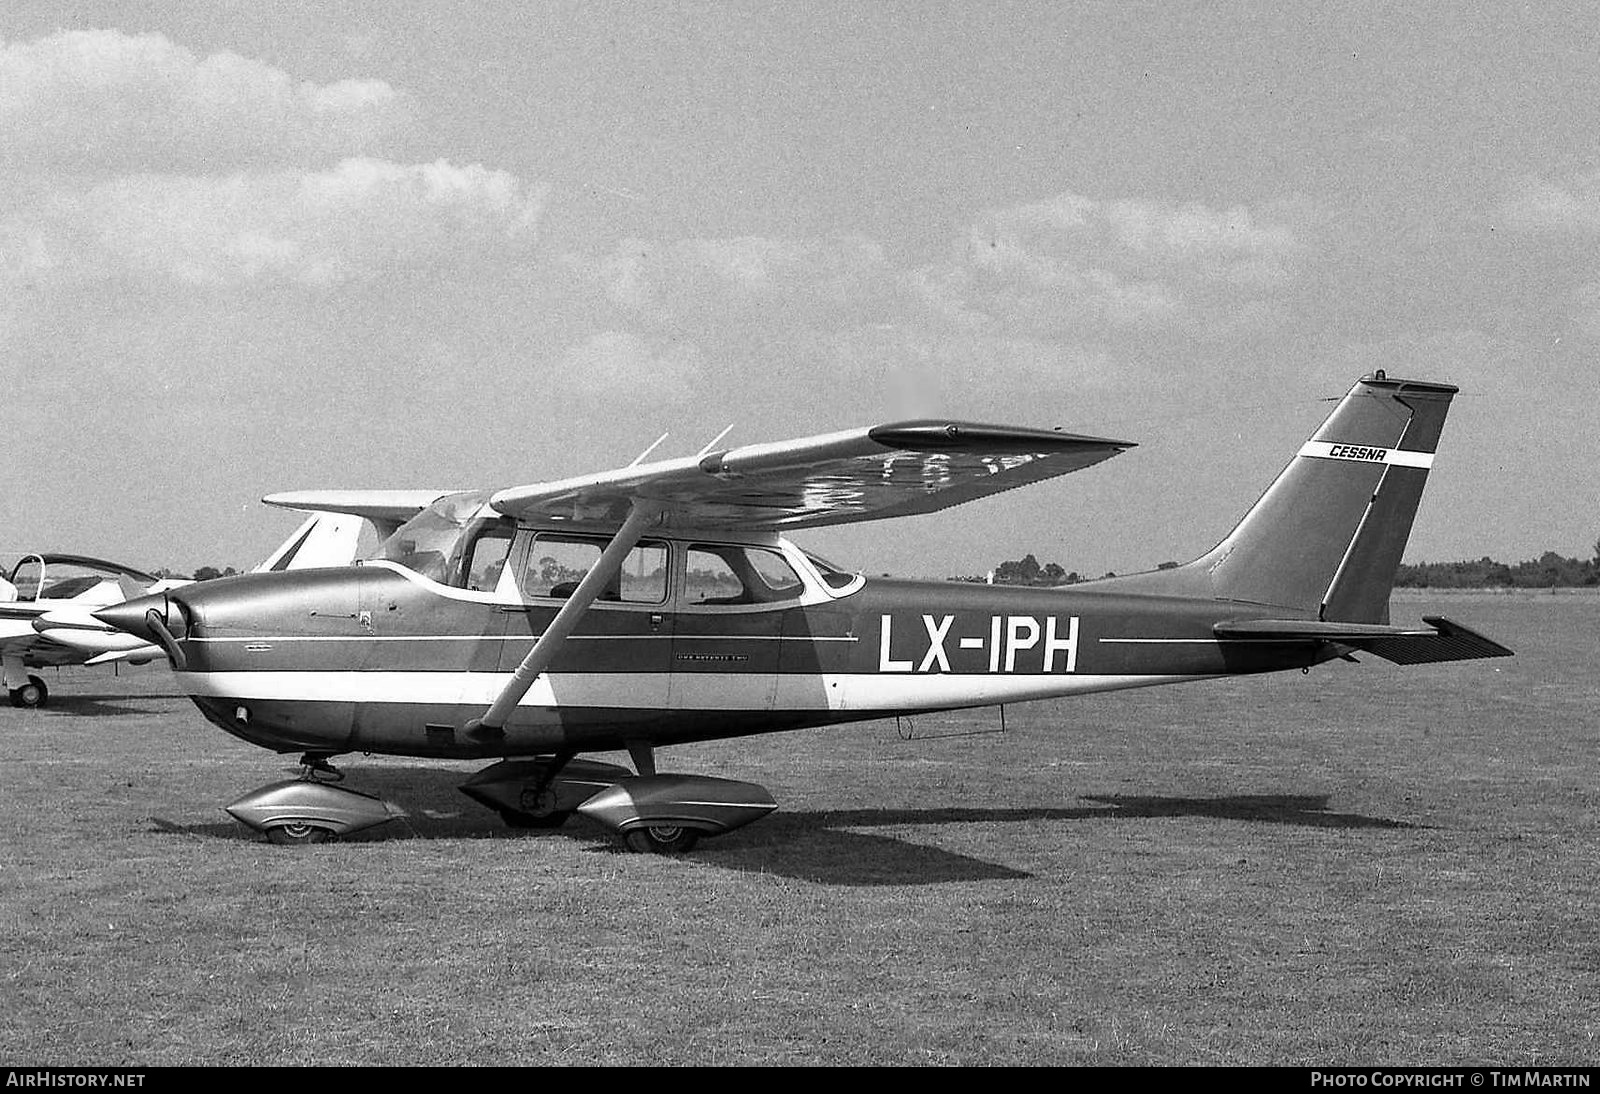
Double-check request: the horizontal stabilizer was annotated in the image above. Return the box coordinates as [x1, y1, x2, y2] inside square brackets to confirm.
[1214, 615, 1514, 664]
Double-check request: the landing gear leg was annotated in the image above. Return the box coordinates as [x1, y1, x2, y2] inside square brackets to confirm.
[625, 740, 656, 777]
[492, 750, 578, 829]
[459, 754, 636, 830]
[4, 652, 46, 708]
[500, 749, 579, 828]
[298, 753, 343, 782]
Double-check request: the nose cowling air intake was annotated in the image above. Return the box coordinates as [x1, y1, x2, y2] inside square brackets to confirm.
[93, 593, 190, 669]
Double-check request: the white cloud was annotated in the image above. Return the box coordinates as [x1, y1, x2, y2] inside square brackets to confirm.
[961, 191, 1302, 336]
[828, 323, 1121, 402]
[568, 190, 1302, 349]
[1500, 171, 1600, 233]
[555, 190, 1305, 398]
[0, 29, 410, 170]
[1, 159, 546, 287]
[559, 331, 704, 404]
[575, 234, 910, 326]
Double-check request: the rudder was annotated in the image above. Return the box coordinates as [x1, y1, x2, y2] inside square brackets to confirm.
[1191, 373, 1456, 623]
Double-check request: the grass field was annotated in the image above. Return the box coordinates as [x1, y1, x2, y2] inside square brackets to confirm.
[3, 592, 1596, 1066]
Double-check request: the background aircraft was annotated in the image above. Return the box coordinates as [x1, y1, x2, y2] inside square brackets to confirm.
[0, 556, 191, 707]
[98, 373, 1511, 851]
[2, 492, 449, 708]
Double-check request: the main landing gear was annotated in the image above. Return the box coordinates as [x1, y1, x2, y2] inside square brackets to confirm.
[8, 675, 48, 709]
[461, 743, 779, 854]
[221, 747, 780, 853]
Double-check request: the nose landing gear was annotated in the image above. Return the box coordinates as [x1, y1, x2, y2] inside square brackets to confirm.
[225, 754, 403, 845]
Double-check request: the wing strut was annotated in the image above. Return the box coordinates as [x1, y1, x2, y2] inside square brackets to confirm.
[470, 501, 660, 736]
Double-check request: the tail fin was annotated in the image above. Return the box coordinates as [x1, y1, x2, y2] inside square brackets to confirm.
[253, 512, 367, 573]
[1191, 372, 1455, 622]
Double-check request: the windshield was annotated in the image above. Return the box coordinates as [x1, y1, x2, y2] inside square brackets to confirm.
[371, 491, 513, 589]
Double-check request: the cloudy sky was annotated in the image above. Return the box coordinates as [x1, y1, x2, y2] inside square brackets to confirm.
[4, 2, 1597, 577]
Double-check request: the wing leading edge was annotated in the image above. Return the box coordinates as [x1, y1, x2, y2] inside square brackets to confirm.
[489, 420, 1136, 531]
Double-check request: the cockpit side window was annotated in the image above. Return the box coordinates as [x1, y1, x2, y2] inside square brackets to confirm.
[7, 558, 131, 602]
[9, 558, 42, 601]
[684, 545, 803, 606]
[522, 534, 668, 604]
[458, 523, 514, 592]
[371, 491, 520, 591]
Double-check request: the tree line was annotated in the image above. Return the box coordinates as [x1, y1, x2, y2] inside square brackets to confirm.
[957, 543, 1600, 589]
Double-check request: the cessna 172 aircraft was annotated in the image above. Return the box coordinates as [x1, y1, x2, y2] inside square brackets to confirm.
[97, 373, 1511, 852]
[1, 497, 443, 708]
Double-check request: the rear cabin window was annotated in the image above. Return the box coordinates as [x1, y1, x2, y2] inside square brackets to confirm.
[522, 534, 668, 603]
[684, 545, 803, 606]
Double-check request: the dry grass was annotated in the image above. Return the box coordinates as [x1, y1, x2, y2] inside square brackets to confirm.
[2, 593, 1597, 1065]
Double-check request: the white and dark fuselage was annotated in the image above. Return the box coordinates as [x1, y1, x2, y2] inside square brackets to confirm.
[152, 544, 1333, 761]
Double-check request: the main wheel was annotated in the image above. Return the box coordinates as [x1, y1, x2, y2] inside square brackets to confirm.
[498, 808, 572, 830]
[265, 822, 333, 845]
[623, 824, 700, 854]
[9, 676, 47, 709]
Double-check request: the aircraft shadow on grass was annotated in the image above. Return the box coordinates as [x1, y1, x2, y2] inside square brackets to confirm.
[23, 693, 190, 717]
[144, 767, 1419, 886]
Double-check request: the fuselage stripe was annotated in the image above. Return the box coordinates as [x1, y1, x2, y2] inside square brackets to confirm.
[173, 669, 1217, 712]
[192, 634, 861, 644]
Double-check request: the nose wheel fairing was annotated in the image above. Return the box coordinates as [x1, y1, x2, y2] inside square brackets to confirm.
[225, 777, 405, 842]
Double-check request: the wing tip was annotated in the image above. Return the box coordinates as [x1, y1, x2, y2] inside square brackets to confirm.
[867, 420, 1136, 452]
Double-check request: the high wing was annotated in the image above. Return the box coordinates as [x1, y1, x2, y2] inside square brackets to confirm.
[258, 491, 459, 572]
[489, 420, 1135, 531]
[467, 420, 1133, 734]
[262, 490, 460, 543]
